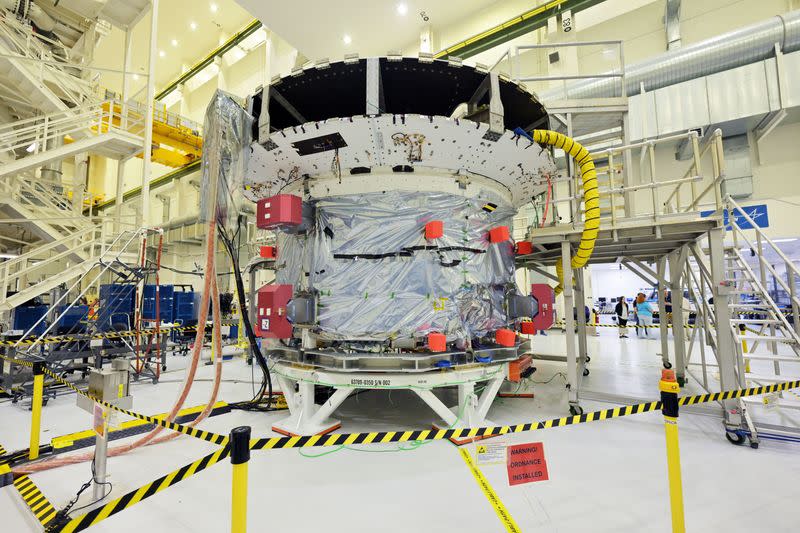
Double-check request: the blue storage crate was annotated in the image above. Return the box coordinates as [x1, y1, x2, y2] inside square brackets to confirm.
[55, 305, 88, 333]
[98, 284, 135, 331]
[173, 290, 199, 326]
[142, 284, 175, 322]
[13, 305, 49, 336]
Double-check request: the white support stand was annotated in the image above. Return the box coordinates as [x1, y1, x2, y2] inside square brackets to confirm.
[271, 375, 350, 436]
[270, 362, 509, 439]
[428, 370, 506, 444]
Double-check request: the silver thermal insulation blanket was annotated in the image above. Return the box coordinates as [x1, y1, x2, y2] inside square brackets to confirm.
[199, 90, 252, 233]
[276, 191, 517, 344]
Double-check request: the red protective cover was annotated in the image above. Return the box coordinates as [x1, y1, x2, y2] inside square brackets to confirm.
[254, 284, 293, 339]
[488, 226, 510, 243]
[516, 241, 533, 255]
[531, 284, 555, 331]
[256, 194, 302, 229]
[428, 332, 447, 352]
[495, 328, 516, 347]
[425, 220, 444, 240]
[259, 246, 276, 259]
[520, 321, 536, 335]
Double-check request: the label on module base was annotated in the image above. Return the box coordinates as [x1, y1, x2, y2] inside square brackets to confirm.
[475, 441, 507, 465]
[506, 442, 549, 486]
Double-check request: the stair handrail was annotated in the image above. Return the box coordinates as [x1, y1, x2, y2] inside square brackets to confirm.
[10, 177, 88, 229]
[0, 99, 146, 155]
[727, 236, 800, 347]
[14, 228, 148, 347]
[726, 195, 800, 280]
[0, 16, 98, 107]
[0, 225, 99, 277]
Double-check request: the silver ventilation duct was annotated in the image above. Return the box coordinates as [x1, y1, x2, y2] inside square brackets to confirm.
[540, 10, 800, 100]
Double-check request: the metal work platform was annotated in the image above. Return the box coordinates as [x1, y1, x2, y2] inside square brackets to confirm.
[518, 213, 719, 266]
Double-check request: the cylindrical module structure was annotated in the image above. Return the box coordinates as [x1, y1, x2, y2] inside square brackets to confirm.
[242, 57, 557, 373]
[227, 56, 560, 435]
[277, 188, 517, 345]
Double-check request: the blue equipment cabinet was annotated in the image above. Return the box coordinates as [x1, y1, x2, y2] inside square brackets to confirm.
[173, 286, 199, 326]
[142, 284, 175, 322]
[54, 305, 89, 333]
[12, 304, 49, 336]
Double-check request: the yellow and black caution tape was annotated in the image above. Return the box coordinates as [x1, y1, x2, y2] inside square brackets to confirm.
[42, 368, 228, 447]
[43, 378, 800, 532]
[0, 324, 204, 348]
[50, 402, 229, 450]
[0, 352, 34, 368]
[248, 380, 800, 451]
[553, 320, 697, 329]
[248, 400, 664, 451]
[54, 446, 231, 533]
[14, 474, 57, 527]
[678, 380, 800, 406]
[0, 442, 6, 456]
[459, 447, 521, 533]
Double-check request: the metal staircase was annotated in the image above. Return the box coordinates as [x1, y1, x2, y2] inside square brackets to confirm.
[0, 100, 145, 178]
[0, 101, 146, 311]
[724, 197, 800, 411]
[0, 14, 98, 118]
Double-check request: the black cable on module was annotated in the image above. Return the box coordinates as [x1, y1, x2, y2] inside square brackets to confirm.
[217, 221, 274, 412]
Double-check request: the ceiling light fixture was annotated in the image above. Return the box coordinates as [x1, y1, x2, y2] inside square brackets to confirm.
[343, 34, 352, 45]
[210, 2, 218, 13]
[133, 73, 140, 81]
[396, 3, 408, 15]
[171, 38, 178, 47]
[773, 238, 798, 243]
[190, 21, 197, 31]
[159, 50, 166, 58]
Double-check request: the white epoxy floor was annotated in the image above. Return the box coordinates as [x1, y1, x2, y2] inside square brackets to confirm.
[2, 327, 800, 532]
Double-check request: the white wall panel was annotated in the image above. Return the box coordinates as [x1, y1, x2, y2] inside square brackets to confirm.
[707, 62, 770, 124]
[783, 51, 800, 108]
[628, 91, 657, 140]
[654, 77, 709, 136]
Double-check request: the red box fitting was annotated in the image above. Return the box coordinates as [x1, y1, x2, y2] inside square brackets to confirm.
[520, 321, 536, 335]
[495, 328, 516, 347]
[531, 284, 555, 331]
[428, 332, 447, 352]
[425, 220, 444, 240]
[489, 226, 510, 243]
[260, 246, 276, 259]
[516, 241, 533, 255]
[255, 284, 293, 339]
[256, 194, 302, 230]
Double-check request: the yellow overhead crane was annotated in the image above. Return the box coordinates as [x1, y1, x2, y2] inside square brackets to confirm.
[100, 101, 204, 168]
[65, 101, 203, 169]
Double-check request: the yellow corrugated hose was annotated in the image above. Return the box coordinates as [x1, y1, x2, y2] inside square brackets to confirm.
[532, 130, 600, 295]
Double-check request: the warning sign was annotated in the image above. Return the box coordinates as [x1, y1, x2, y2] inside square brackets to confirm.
[475, 441, 507, 465]
[506, 442, 549, 486]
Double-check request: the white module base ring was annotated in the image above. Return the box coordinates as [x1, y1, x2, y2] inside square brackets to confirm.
[270, 361, 509, 437]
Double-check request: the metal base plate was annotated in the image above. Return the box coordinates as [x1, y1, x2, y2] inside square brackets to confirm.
[268, 342, 527, 373]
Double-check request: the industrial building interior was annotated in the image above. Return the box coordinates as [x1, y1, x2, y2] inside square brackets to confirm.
[2, 0, 800, 531]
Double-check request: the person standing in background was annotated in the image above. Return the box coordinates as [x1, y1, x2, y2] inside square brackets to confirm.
[614, 296, 630, 338]
[635, 292, 654, 336]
